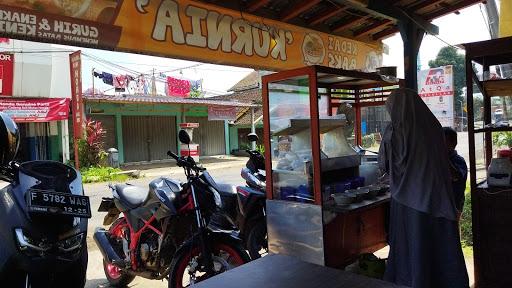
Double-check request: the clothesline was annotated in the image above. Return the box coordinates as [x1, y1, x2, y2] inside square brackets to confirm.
[92, 68, 203, 97]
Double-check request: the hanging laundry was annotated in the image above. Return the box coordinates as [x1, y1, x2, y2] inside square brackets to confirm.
[135, 75, 146, 95]
[167, 76, 190, 97]
[101, 72, 113, 85]
[144, 81, 150, 95]
[190, 79, 202, 90]
[114, 75, 127, 92]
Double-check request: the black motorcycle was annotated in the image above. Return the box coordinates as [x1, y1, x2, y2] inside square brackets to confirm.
[94, 130, 250, 288]
[235, 133, 267, 259]
[0, 112, 90, 287]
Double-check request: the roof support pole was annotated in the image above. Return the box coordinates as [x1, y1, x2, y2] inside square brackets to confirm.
[251, 107, 256, 150]
[399, 21, 425, 90]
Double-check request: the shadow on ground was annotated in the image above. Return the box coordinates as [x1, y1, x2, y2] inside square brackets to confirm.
[122, 157, 240, 171]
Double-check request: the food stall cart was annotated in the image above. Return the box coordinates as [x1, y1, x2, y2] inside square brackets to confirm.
[462, 36, 512, 288]
[261, 65, 401, 268]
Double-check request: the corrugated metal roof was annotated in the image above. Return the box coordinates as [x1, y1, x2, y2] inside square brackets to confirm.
[83, 94, 259, 107]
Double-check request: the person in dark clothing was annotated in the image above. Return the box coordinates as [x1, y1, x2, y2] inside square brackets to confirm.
[379, 89, 469, 288]
[443, 127, 468, 218]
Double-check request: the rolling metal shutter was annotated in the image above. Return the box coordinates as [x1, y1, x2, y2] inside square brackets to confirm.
[186, 117, 225, 156]
[89, 115, 116, 150]
[122, 116, 177, 163]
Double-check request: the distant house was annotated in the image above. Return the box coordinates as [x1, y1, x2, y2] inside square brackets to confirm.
[210, 71, 265, 153]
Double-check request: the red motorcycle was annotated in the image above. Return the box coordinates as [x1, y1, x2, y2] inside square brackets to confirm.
[94, 130, 250, 288]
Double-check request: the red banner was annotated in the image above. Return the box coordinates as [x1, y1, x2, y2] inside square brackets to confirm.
[70, 51, 83, 138]
[0, 98, 69, 122]
[208, 106, 237, 121]
[0, 53, 14, 96]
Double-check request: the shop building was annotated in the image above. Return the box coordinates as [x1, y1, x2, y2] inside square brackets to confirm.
[210, 71, 265, 153]
[0, 40, 71, 162]
[84, 94, 254, 164]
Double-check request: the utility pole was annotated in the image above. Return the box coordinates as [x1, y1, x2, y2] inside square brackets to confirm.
[92, 68, 95, 97]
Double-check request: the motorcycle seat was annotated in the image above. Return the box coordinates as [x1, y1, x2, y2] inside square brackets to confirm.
[216, 183, 237, 199]
[114, 184, 149, 209]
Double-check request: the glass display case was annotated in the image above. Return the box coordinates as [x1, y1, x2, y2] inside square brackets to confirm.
[262, 65, 401, 267]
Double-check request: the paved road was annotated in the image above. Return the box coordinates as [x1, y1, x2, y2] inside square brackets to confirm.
[85, 163, 246, 288]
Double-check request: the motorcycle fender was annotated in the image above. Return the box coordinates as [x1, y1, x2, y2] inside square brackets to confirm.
[103, 208, 120, 226]
[207, 227, 243, 243]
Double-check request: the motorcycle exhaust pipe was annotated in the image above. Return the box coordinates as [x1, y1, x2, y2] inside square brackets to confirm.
[93, 227, 124, 267]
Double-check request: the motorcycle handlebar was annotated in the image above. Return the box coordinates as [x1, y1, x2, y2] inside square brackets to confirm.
[168, 151, 205, 173]
[167, 151, 179, 161]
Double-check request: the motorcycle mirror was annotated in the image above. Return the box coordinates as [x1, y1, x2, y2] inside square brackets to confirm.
[0, 112, 20, 166]
[247, 133, 259, 143]
[178, 129, 191, 145]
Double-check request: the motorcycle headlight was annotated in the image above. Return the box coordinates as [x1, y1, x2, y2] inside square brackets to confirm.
[58, 233, 84, 252]
[210, 187, 222, 208]
[15, 228, 51, 252]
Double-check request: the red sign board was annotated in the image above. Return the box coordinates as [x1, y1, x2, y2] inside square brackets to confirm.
[0, 53, 14, 96]
[208, 106, 237, 121]
[0, 98, 70, 122]
[70, 51, 83, 138]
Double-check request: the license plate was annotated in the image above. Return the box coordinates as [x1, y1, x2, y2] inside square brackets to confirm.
[28, 190, 91, 218]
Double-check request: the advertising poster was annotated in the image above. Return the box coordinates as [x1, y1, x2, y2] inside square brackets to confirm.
[417, 65, 455, 127]
[0, 0, 382, 71]
[0, 98, 70, 122]
[208, 106, 237, 121]
[0, 53, 14, 96]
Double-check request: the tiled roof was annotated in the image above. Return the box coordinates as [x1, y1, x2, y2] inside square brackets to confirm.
[207, 88, 263, 126]
[235, 107, 263, 126]
[228, 71, 259, 92]
[83, 94, 258, 107]
[209, 88, 262, 104]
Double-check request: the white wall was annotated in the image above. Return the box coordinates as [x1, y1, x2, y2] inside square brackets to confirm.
[0, 40, 71, 98]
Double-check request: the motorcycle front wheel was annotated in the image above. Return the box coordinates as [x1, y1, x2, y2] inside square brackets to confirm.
[168, 238, 250, 288]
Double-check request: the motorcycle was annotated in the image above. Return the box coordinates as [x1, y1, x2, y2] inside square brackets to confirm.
[234, 133, 267, 259]
[0, 112, 90, 287]
[94, 130, 250, 288]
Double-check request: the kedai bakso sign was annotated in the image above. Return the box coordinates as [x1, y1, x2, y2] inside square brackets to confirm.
[0, 0, 382, 71]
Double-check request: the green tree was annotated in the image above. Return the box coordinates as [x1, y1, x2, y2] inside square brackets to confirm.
[428, 46, 466, 120]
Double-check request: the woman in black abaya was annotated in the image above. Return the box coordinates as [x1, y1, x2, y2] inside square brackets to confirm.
[378, 88, 469, 288]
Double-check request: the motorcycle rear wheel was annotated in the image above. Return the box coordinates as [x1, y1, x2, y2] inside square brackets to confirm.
[103, 218, 135, 287]
[169, 238, 250, 288]
[246, 221, 268, 260]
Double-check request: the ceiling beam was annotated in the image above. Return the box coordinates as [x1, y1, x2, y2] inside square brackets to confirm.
[331, 15, 371, 33]
[367, 0, 439, 35]
[353, 19, 392, 37]
[424, 0, 482, 20]
[371, 26, 398, 40]
[407, 0, 445, 12]
[245, 0, 271, 13]
[330, 0, 396, 21]
[281, 0, 322, 21]
[308, 6, 347, 26]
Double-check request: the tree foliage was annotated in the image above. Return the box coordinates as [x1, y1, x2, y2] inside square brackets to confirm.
[428, 46, 466, 117]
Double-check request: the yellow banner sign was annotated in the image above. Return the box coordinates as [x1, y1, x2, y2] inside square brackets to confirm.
[0, 0, 382, 71]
